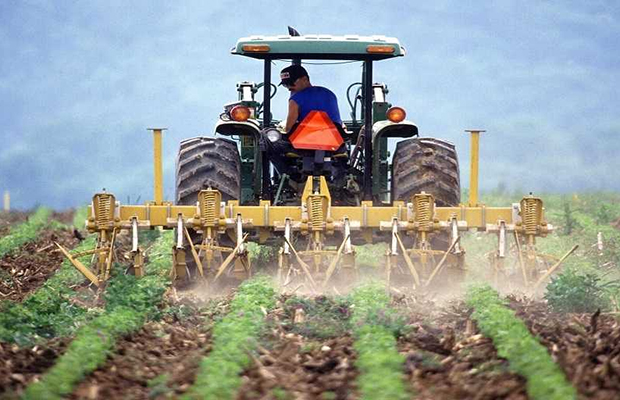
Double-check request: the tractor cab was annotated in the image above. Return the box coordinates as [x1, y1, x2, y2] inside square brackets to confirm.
[215, 32, 419, 205]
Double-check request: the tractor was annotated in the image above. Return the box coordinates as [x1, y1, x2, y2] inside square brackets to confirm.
[59, 30, 577, 293]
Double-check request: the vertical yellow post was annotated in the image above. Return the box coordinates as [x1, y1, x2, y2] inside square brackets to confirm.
[465, 129, 485, 207]
[3, 191, 9, 211]
[148, 128, 167, 205]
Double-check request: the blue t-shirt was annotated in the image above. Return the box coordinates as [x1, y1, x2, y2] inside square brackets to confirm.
[290, 86, 342, 125]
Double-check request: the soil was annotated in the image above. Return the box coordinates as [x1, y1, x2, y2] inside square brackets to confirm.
[396, 297, 528, 400]
[0, 228, 80, 302]
[238, 299, 358, 400]
[511, 298, 620, 400]
[1, 222, 620, 399]
[68, 295, 226, 400]
[0, 337, 70, 398]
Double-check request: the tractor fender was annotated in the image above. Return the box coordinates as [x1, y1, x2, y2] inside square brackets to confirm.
[371, 120, 419, 200]
[371, 119, 418, 140]
[215, 119, 261, 139]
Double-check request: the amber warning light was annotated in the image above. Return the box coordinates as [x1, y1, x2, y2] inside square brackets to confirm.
[242, 44, 271, 53]
[386, 107, 406, 123]
[366, 45, 395, 54]
[230, 105, 251, 122]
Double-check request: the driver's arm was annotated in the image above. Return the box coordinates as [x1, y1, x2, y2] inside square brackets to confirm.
[285, 99, 299, 132]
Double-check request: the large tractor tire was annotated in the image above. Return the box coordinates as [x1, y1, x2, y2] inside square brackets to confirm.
[391, 137, 460, 206]
[391, 137, 462, 287]
[175, 137, 241, 284]
[175, 137, 241, 205]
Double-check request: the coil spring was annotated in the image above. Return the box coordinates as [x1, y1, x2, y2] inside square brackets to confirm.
[310, 196, 324, 228]
[414, 195, 433, 230]
[522, 197, 541, 235]
[199, 191, 217, 225]
[96, 195, 113, 227]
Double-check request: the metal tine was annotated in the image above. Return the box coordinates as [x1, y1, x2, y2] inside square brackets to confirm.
[213, 233, 249, 282]
[425, 236, 461, 287]
[394, 232, 421, 287]
[322, 233, 351, 288]
[183, 226, 206, 281]
[282, 236, 317, 292]
[531, 244, 579, 294]
[132, 217, 139, 253]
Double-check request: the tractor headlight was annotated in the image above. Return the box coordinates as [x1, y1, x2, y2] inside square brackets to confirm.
[265, 128, 282, 143]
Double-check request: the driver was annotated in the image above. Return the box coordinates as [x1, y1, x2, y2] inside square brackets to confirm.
[279, 65, 342, 132]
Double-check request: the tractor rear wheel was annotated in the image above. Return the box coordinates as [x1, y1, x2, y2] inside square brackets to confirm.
[391, 137, 462, 286]
[175, 137, 241, 284]
[391, 137, 460, 206]
[175, 137, 241, 205]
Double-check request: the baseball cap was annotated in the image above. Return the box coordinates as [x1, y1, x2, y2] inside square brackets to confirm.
[279, 65, 308, 86]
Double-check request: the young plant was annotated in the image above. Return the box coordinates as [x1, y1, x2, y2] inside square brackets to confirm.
[466, 285, 577, 400]
[349, 282, 409, 400]
[545, 269, 617, 313]
[182, 276, 276, 400]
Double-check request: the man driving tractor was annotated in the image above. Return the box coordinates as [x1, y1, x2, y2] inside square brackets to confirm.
[279, 64, 342, 132]
[265, 64, 347, 185]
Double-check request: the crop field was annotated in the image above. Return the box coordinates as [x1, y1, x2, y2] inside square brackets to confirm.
[1, 193, 620, 400]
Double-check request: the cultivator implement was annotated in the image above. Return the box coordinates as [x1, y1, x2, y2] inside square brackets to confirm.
[57, 128, 575, 291]
[62, 183, 563, 291]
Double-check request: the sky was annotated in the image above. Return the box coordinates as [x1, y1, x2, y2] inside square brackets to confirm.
[0, 0, 619, 210]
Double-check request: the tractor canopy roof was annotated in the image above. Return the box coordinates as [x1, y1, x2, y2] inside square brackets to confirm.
[232, 34, 405, 60]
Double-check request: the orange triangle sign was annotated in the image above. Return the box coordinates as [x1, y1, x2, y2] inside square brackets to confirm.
[289, 111, 344, 151]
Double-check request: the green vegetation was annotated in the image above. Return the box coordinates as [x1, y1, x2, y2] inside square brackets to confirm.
[71, 205, 89, 230]
[0, 207, 51, 258]
[349, 282, 408, 400]
[466, 285, 577, 400]
[23, 231, 174, 400]
[463, 192, 620, 299]
[282, 295, 351, 338]
[182, 276, 277, 400]
[545, 269, 618, 313]
[0, 236, 98, 344]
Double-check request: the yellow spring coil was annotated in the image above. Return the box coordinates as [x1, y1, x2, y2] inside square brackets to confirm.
[310, 196, 324, 229]
[200, 191, 217, 226]
[96, 195, 113, 226]
[522, 197, 542, 235]
[414, 195, 433, 230]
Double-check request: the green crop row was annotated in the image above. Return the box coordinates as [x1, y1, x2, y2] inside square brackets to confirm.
[0, 207, 52, 258]
[23, 231, 174, 400]
[349, 283, 409, 400]
[182, 276, 277, 400]
[0, 235, 98, 344]
[466, 285, 577, 400]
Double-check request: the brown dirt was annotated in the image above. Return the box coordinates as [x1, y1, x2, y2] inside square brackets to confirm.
[238, 300, 358, 400]
[0, 211, 30, 238]
[0, 228, 80, 302]
[511, 298, 620, 399]
[397, 298, 528, 400]
[0, 337, 70, 398]
[67, 295, 226, 400]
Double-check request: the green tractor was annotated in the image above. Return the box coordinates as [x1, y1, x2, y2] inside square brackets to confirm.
[60, 31, 562, 292]
[175, 31, 460, 213]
